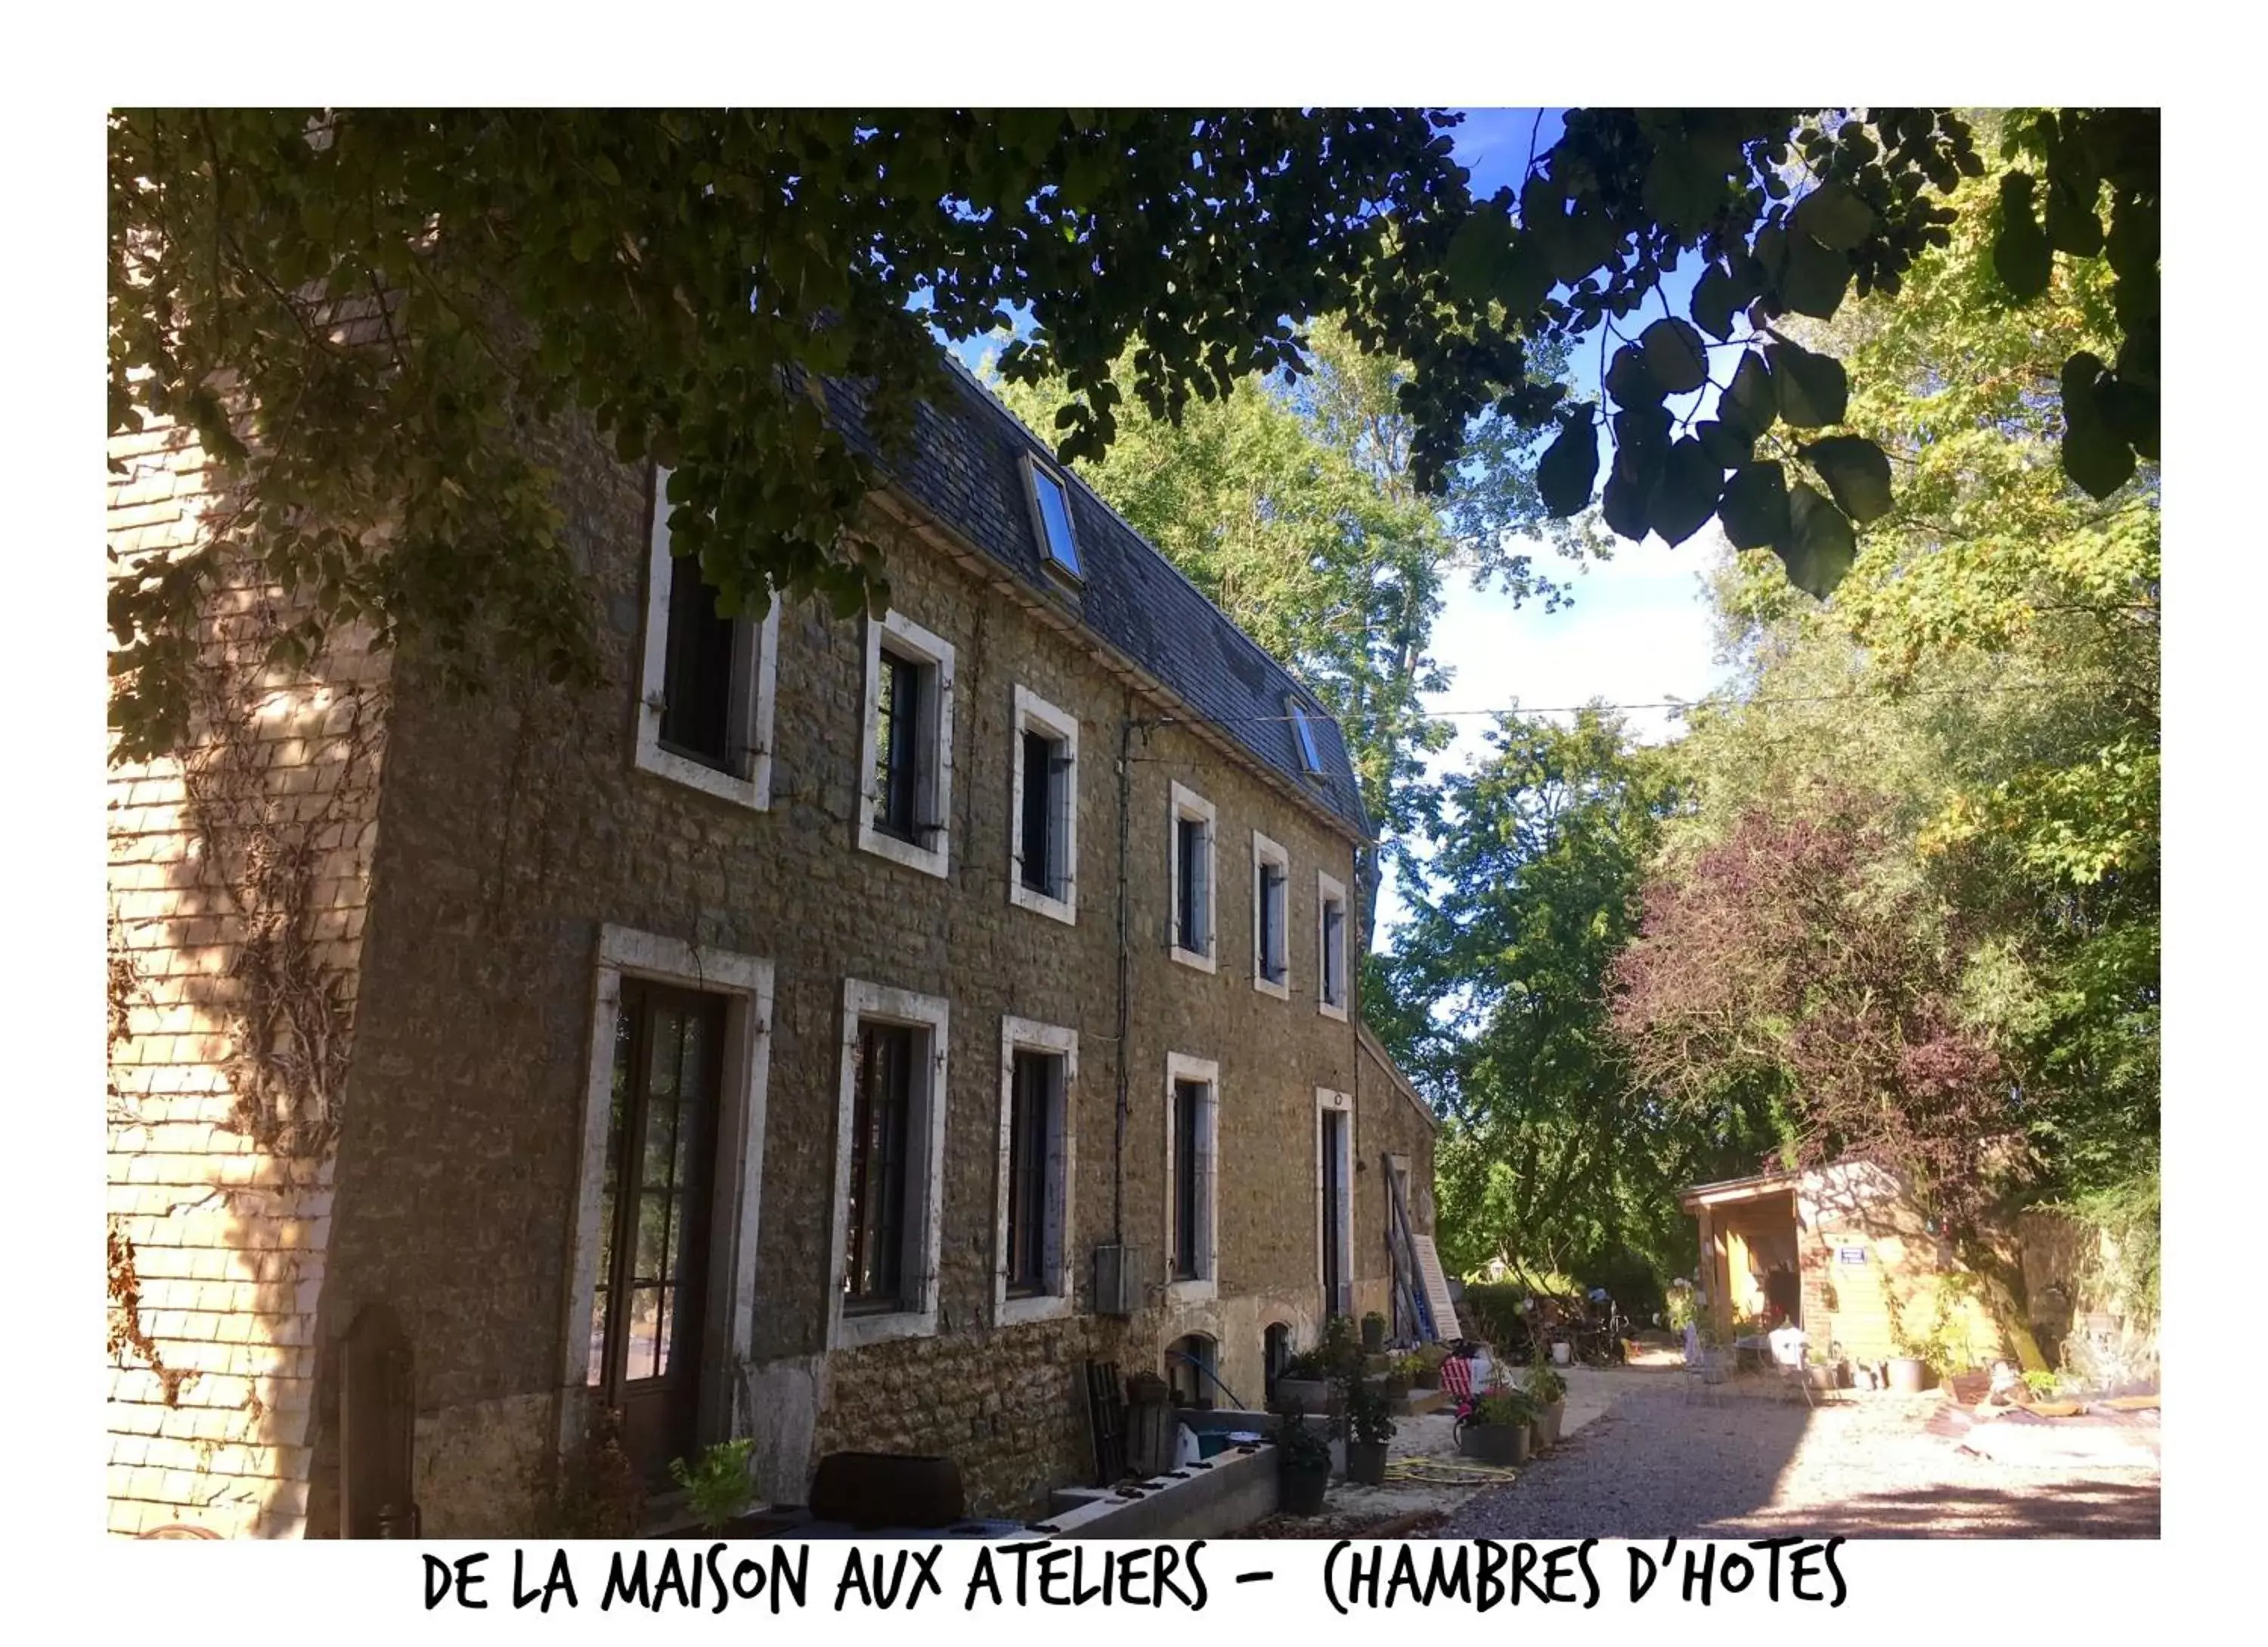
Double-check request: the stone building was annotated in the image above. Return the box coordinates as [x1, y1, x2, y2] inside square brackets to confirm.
[105, 354, 1439, 1537]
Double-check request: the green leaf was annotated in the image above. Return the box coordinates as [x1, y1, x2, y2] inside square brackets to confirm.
[2059, 352, 2138, 500]
[2044, 179, 2104, 258]
[1771, 339, 1848, 429]
[1538, 202, 1618, 284]
[1641, 318, 1709, 395]
[1718, 461, 1791, 550]
[1535, 408, 1600, 518]
[1600, 471, 1649, 542]
[1647, 439, 1722, 547]
[1780, 232, 1853, 320]
[1994, 172, 2053, 302]
[1643, 142, 1724, 238]
[1801, 434, 1894, 524]
[1695, 419, 1755, 467]
[1721, 351, 1776, 436]
[1603, 345, 1666, 411]
[1445, 207, 1523, 305]
[1780, 481, 1857, 597]
[1792, 181, 1875, 251]
[1750, 222, 1788, 281]
[1690, 263, 1743, 342]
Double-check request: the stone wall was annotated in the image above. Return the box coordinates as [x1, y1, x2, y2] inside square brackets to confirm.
[105, 417, 389, 1537]
[310, 416, 1396, 1529]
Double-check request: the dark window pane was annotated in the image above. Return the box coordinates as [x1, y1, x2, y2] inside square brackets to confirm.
[874, 652, 925, 839]
[1173, 1080, 1203, 1280]
[1321, 1111, 1346, 1305]
[660, 553, 737, 767]
[1289, 703, 1323, 774]
[1323, 902, 1345, 1004]
[1021, 731, 1055, 894]
[1008, 1051, 1055, 1294]
[847, 1022, 916, 1311]
[1259, 862, 1285, 981]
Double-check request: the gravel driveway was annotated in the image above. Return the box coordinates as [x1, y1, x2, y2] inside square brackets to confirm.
[1438, 1371, 2159, 1539]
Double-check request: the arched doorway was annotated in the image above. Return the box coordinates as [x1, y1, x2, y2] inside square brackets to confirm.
[1263, 1323, 1293, 1404]
[1165, 1333, 1219, 1409]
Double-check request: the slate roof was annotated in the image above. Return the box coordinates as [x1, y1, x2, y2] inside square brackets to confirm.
[821, 355, 1372, 842]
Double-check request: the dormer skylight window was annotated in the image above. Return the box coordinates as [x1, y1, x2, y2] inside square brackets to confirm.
[1287, 698, 1325, 775]
[1023, 455, 1083, 582]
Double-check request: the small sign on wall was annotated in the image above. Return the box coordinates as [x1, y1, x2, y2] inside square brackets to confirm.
[1836, 1245, 1867, 1265]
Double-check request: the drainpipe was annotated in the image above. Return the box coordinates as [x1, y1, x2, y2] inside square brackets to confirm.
[1113, 709, 1135, 1244]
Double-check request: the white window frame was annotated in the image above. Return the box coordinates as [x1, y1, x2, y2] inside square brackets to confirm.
[1167, 782, 1217, 973]
[995, 1017, 1078, 1326]
[1251, 830, 1291, 999]
[1008, 686, 1080, 926]
[634, 473, 780, 810]
[1316, 1087, 1355, 1319]
[856, 610, 956, 879]
[827, 979, 951, 1349]
[1317, 870, 1350, 1022]
[1163, 1053, 1220, 1305]
[564, 926, 774, 1453]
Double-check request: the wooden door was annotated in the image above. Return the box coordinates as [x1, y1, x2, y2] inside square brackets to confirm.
[592, 982, 726, 1486]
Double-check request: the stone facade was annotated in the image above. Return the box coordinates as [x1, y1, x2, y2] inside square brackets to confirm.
[107, 387, 1439, 1535]
[106, 419, 389, 1537]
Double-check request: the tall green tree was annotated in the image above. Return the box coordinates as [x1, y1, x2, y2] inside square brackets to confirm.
[1616, 141, 2158, 1233]
[1368, 709, 1758, 1283]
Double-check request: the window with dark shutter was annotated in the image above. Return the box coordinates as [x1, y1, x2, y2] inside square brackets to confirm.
[1173, 1078, 1204, 1281]
[872, 650, 925, 841]
[1176, 817, 1207, 952]
[1020, 730, 1058, 895]
[1259, 861, 1287, 982]
[659, 554, 738, 768]
[845, 1022, 916, 1313]
[1321, 897, 1346, 1006]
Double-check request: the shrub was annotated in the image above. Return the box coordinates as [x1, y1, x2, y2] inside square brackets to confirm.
[668, 1438, 754, 1534]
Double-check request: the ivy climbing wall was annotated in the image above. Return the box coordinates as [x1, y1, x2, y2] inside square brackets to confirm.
[105, 416, 391, 1537]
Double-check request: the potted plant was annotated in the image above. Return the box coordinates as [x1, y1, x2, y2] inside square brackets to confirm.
[1275, 1348, 1333, 1416]
[1361, 1311, 1388, 1354]
[1273, 1404, 1333, 1515]
[668, 1438, 754, 1534]
[1343, 1383, 1394, 1486]
[1805, 1344, 1845, 1391]
[1454, 1385, 1535, 1467]
[1411, 1346, 1447, 1390]
[1384, 1352, 1427, 1399]
[1524, 1358, 1568, 1450]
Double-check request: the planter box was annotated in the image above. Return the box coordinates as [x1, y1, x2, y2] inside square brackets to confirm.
[1886, 1357, 1929, 1394]
[1275, 1378, 1331, 1415]
[1457, 1422, 1529, 1467]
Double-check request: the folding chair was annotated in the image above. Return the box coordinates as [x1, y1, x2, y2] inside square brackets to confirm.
[1682, 1324, 1727, 1407]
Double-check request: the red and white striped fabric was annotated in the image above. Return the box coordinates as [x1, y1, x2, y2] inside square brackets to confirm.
[1439, 1354, 1475, 1399]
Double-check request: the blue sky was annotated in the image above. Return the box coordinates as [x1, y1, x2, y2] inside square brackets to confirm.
[1374, 110, 1730, 938]
[937, 110, 1732, 941]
